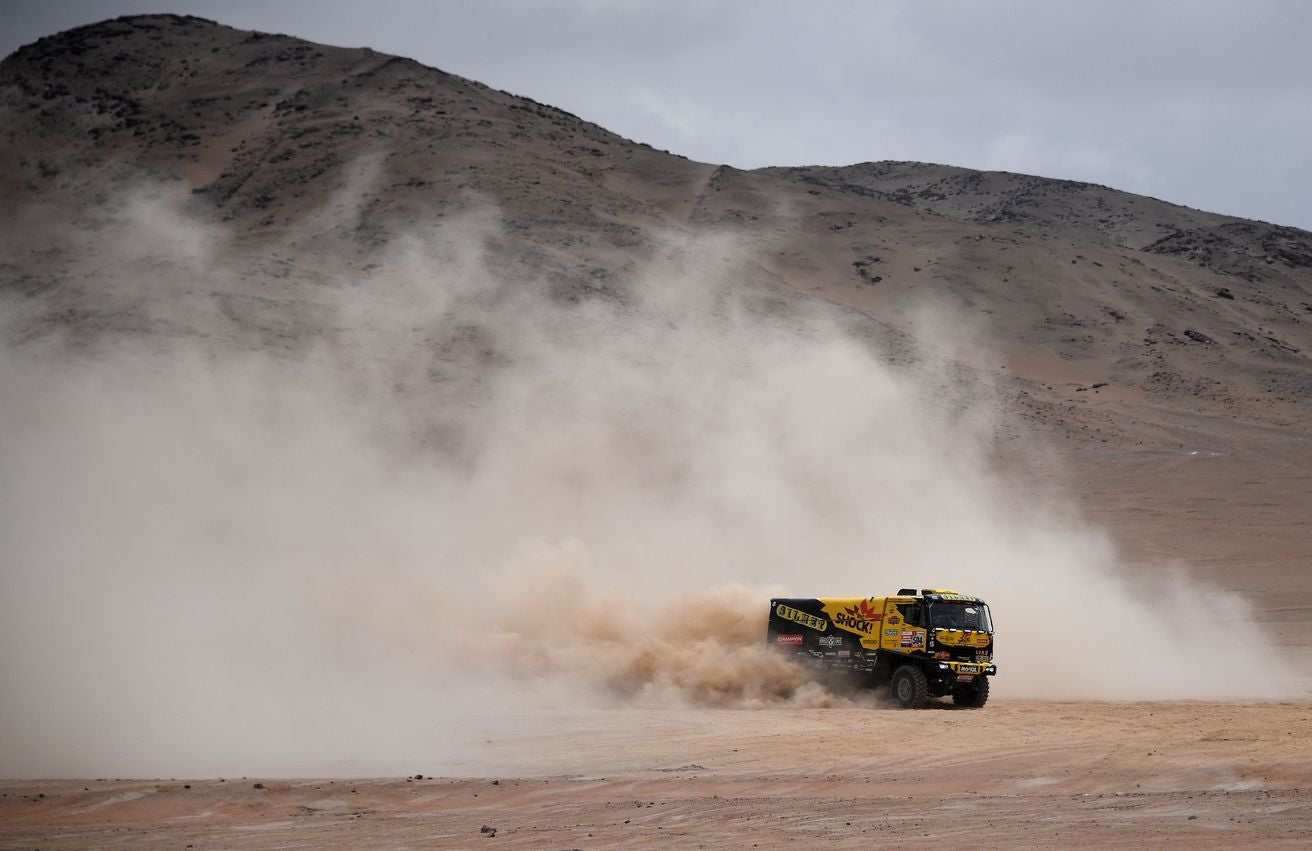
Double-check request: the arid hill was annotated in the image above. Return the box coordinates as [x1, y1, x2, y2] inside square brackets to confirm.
[4, 16, 1309, 434]
[2, 14, 1310, 624]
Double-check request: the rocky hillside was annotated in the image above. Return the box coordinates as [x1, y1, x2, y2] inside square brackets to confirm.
[2, 14, 1310, 453]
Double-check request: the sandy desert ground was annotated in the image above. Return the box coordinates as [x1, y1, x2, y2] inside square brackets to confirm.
[4, 700, 1312, 848]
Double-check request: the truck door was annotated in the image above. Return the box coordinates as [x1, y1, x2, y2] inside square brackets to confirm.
[881, 600, 927, 654]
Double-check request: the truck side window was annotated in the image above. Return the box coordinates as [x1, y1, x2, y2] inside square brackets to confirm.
[898, 604, 922, 627]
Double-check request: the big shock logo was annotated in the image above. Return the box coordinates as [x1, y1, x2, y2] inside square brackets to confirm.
[830, 599, 882, 635]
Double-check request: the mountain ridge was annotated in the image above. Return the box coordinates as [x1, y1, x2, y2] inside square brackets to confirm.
[2, 14, 1309, 450]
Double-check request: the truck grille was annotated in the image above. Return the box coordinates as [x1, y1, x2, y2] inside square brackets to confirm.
[945, 647, 990, 663]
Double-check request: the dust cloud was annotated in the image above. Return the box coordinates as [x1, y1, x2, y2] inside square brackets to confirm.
[0, 183, 1294, 778]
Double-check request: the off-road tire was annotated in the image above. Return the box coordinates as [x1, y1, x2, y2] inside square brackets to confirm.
[891, 665, 930, 709]
[953, 675, 990, 708]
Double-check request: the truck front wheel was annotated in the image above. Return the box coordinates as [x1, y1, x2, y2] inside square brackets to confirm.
[952, 676, 990, 708]
[890, 666, 930, 709]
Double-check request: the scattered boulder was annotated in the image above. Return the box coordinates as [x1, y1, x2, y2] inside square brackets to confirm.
[853, 256, 883, 284]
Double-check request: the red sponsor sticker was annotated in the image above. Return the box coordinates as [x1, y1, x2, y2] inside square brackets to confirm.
[842, 599, 883, 621]
[776, 634, 804, 646]
[956, 674, 975, 682]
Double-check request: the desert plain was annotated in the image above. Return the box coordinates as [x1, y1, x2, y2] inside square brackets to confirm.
[5, 700, 1312, 848]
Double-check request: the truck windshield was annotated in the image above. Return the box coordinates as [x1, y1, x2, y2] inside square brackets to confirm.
[930, 602, 992, 632]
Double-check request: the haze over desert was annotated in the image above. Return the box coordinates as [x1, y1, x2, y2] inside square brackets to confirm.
[1, 7, 1310, 849]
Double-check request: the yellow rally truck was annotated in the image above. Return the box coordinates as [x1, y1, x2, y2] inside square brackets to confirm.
[767, 589, 996, 709]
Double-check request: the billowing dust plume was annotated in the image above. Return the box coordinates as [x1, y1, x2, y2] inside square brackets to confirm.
[0, 183, 1295, 777]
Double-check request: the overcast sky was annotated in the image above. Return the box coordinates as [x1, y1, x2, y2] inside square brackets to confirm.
[4, 0, 1310, 229]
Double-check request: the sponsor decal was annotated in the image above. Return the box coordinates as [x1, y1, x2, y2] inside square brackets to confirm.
[817, 635, 843, 648]
[959, 664, 980, 673]
[833, 599, 882, 635]
[775, 603, 828, 632]
[937, 593, 979, 602]
[956, 674, 975, 682]
[899, 630, 924, 648]
[775, 634, 804, 646]
[884, 628, 899, 636]
[837, 650, 851, 657]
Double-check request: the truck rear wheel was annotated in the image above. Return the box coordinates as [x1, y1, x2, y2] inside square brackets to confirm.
[952, 676, 990, 708]
[890, 666, 929, 709]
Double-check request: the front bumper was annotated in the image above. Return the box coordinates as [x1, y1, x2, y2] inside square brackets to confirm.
[934, 661, 997, 678]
